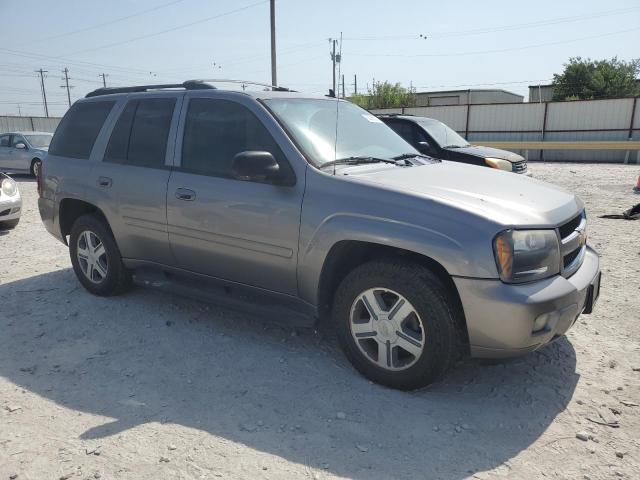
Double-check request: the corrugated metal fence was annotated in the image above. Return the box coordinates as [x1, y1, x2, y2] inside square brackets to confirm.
[0, 116, 61, 133]
[371, 97, 640, 163]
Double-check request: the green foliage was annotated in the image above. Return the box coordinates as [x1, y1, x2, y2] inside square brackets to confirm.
[552, 57, 640, 101]
[348, 81, 416, 109]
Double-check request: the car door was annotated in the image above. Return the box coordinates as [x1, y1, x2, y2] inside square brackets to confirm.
[89, 93, 181, 265]
[0, 135, 11, 171]
[166, 94, 304, 295]
[9, 134, 32, 171]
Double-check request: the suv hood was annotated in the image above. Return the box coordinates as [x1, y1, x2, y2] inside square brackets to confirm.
[343, 161, 582, 226]
[448, 145, 523, 162]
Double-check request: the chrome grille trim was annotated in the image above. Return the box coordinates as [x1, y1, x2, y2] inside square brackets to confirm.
[558, 211, 587, 278]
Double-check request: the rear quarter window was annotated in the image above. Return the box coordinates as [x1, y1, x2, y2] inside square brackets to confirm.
[49, 101, 115, 159]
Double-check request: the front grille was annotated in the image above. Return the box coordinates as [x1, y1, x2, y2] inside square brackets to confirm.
[512, 160, 527, 174]
[558, 211, 587, 277]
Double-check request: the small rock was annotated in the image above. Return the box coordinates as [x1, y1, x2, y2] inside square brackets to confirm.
[168, 444, 177, 451]
[577, 399, 584, 405]
[59, 475, 73, 480]
[336, 412, 346, 420]
[9, 474, 18, 480]
[455, 426, 462, 433]
[262, 466, 268, 471]
[159, 456, 170, 463]
[5, 405, 22, 413]
[257, 420, 264, 427]
[576, 431, 589, 441]
[616, 451, 624, 459]
[94, 474, 101, 479]
[433, 426, 440, 432]
[165, 320, 173, 326]
[356, 444, 368, 453]
[609, 359, 617, 369]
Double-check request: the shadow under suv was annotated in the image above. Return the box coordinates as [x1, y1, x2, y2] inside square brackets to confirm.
[38, 81, 600, 390]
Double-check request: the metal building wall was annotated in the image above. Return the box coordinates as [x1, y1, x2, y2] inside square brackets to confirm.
[0, 116, 61, 133]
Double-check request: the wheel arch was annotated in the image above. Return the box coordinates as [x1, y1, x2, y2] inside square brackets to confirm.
[58, 198, 111, 245]
[316, 240, 469, 349]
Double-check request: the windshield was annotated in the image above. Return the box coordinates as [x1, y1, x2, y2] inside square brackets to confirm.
[25, 134, 52, 148]
[263, 98, 418, 166]
[416, 119, 469, 148]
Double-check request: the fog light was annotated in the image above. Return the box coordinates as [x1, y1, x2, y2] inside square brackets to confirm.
[532, 312, 560, 334]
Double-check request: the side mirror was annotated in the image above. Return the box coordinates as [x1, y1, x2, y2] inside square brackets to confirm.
[232, 151, 281, 183]
[14, 142, 26, 150]
[417, 141, 434, 155]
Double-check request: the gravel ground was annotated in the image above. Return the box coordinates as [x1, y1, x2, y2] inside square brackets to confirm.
[0, 163, 639, 480]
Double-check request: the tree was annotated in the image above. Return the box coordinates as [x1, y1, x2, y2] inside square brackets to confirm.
[348, 81, 416, 109]
[552, 57, 639, 101]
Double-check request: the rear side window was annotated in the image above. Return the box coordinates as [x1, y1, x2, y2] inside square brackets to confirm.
[105, 98, 176, 168]
[49, 101, 114, 159]
[181, 98, 285, 178]
[387, 121, 415, 144]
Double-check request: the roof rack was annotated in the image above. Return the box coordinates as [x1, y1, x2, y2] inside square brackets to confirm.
[85, 80, 215, 98]
[196, 78, 295, 92]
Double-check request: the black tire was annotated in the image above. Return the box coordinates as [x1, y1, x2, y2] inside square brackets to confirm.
[333, 259, 460, 390]
[0, 218, 19, 230]
[69, 214, 132, 296]
[30, 158, 42, 177]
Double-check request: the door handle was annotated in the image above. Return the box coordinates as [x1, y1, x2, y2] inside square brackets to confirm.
[97, 176, 112, 188]
[175, 188, 196, 201]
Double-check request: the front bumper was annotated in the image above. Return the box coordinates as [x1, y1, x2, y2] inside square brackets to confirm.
[453, 246, 600, 358]
[0, 195, 22, 222]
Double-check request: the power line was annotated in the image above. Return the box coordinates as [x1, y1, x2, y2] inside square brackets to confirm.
[29, 0, 187, 44]
[343, 6, 640, 41]
[349, 27, 640, 58]
[65, 0, 269, 57]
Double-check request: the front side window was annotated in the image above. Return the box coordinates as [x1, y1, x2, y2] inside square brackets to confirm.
[0, 135, 9, 147]
[49, 101, 115, 159]
[181, 98, 286, 178]
[10, 135, 25, 147]
[105, 98, 176, 168]
[416, 119, 469, 148]
[263, 98, 417, 166]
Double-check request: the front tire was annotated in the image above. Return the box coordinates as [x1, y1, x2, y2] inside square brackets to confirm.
[30, 158, 42, 177]
[0, 218, 19, 230]
[69, 214, 132, 296]
[333, 259, 460, 390]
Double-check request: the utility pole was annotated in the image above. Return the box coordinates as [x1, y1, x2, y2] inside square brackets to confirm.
[353, 74, 357, 95]
[36, 69, 49, 118]
[99, 73, 108, 88]
[270, 0, 277, 87]
[17, 104, 22, 116]
[61, 67, 74, 107]
[342, 74, 345, 98]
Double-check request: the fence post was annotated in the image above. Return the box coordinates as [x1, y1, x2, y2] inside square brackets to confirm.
[625, 97, 637, 164]
[465, 104, 470, 140]
[540, 102, 548, 162]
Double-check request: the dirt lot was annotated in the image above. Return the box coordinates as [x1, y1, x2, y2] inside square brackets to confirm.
[1, 163, 639, 480]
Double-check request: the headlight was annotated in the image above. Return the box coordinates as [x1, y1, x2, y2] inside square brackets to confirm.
[1, 177, 18, 197]
[493, 229, 560, 283]
[485, 157, 512, 171]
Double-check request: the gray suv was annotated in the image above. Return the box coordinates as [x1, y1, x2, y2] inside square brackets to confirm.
[38, 81, 601, 390]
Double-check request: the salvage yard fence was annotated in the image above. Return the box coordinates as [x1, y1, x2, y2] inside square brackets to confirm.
[2, 96, 640, 163]
[370, 96, 640, 163]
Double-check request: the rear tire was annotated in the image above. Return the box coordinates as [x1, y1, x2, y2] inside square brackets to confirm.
[0, 218, 19, 230]
[333, 259, 460, 390]
[69, 214, 132, 296]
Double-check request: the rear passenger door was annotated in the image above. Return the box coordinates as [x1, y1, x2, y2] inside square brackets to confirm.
[90, 93, 181, 265]
[166, 94, 304, 295]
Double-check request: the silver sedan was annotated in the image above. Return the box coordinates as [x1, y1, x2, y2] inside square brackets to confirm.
[0, 173, 21, 230]
[0, 131, 52, 176]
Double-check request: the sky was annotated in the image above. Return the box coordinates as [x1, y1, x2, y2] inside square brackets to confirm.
[1, 0, 639, 117]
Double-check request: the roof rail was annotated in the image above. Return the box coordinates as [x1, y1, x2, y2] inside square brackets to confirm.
[195, 78, 295, 92]
[85, 80, 215, 98]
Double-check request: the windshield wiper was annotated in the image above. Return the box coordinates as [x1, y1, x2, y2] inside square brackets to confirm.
[442, 144, 468, 149]
[320, 156, 399, 170]
[392, 153, 431, 161]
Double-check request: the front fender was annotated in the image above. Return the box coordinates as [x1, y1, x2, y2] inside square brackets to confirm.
[297, 212, 490, 305]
